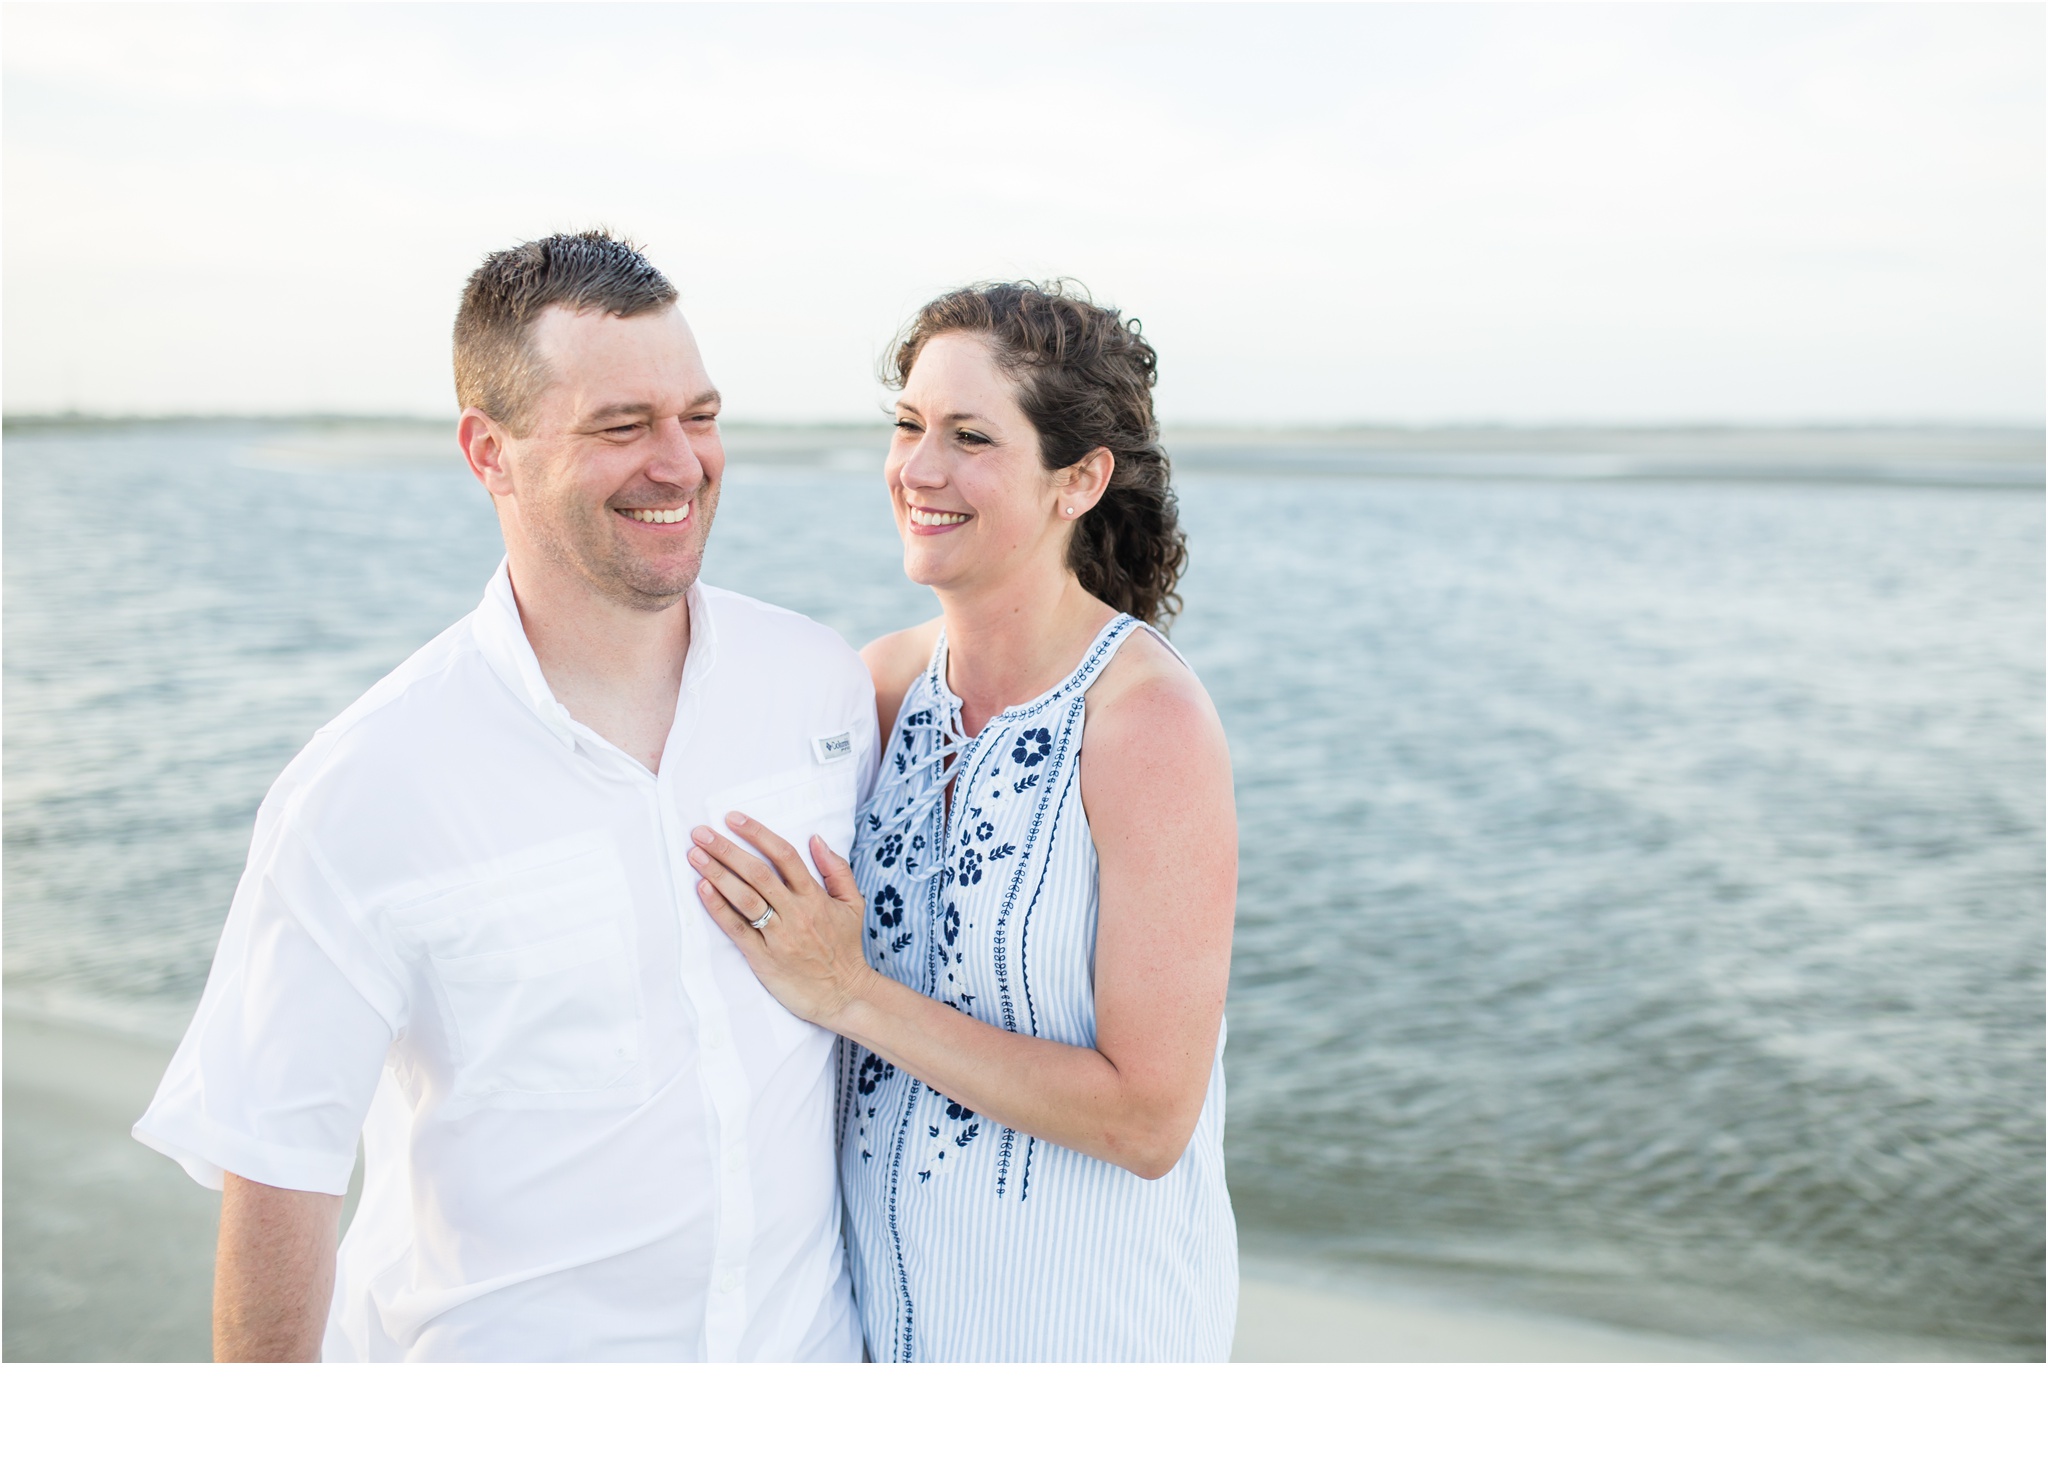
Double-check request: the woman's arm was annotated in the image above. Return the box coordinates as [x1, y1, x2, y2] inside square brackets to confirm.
[690, 644, 1235, 1180]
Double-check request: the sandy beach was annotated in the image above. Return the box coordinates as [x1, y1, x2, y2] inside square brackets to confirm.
[6, 1009, 1755, 1363]
[5, 1012, 218, 1360]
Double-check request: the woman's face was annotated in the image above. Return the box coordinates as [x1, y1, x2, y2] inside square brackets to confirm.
[885, 332, 1081, 597]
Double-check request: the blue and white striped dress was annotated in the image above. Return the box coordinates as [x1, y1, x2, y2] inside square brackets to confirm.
[839, 614, 1238, 1362]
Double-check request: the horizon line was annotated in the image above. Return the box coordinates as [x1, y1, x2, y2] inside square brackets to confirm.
[6, 411, 2043, 435]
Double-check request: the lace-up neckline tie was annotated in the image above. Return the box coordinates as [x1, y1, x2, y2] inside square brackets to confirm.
[868, 693, 971, 879]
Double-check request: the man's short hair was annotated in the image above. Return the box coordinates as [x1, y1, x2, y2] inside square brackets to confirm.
[454, 230, 679, 434]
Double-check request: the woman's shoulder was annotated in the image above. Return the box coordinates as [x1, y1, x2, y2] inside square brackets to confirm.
[861, 618, 944, 731]
[1080, 623, 1234, 845]
[1083, 624, 1227, 770]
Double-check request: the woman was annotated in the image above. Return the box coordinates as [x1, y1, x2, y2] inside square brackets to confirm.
[688, 281, 1238, 1361]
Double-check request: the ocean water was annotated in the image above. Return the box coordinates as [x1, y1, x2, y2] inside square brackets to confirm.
[4, 420, 2041, 1358]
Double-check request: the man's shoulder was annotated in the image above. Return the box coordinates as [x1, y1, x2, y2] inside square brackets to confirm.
[271, 615, 495, 800]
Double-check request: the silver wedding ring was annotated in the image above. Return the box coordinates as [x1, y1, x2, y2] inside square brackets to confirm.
[749, 906, 776, 931]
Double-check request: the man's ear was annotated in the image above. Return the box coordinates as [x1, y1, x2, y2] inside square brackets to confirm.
[458, 408, 514, 499]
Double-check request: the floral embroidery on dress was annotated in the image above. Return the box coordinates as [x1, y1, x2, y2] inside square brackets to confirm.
[873, 885, 904, 928]
[852, 1051, 898, 1161]
[858, 1052, 896, 1093]
[871, 883, 915, 951]
[914, 1090, 985, 1181]
[1012, 727, 1052, 767]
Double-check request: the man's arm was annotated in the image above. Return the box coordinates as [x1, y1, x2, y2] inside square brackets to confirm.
[214, 1173, 343, 1362]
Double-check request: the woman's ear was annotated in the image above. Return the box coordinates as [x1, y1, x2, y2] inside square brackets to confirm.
[1058, 447, 1115, 520]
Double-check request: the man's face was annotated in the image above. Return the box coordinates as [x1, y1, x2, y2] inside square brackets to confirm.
[497, 305, 724, 611]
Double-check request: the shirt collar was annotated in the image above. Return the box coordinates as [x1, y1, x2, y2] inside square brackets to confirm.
[470, 558, 717, 756]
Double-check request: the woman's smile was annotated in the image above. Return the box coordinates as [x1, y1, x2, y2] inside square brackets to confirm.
[906, 504, 972, 533]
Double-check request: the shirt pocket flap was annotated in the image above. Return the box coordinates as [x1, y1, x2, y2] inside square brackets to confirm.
[385, 838, 643, 1103]
[707, 766, 860, 885]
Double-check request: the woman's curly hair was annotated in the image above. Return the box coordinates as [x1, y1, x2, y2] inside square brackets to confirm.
[885, 280, 1189, 628]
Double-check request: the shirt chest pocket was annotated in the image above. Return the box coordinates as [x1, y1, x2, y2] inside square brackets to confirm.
[705, 765, 860, 1054]
[707, 765, 861, 886]
[386, 838, 644, 1105]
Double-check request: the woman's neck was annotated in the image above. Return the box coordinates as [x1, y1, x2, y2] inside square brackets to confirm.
[936, 566, 1116, 737]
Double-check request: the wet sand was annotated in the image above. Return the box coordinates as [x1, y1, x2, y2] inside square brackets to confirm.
[4, 1011, 1736, 1362]
[1232, 1270, 1736, 1362]
[4, 1013, 217, 1361]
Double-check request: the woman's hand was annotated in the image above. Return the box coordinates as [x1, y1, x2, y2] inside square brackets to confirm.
[688, 815, 877, 1028]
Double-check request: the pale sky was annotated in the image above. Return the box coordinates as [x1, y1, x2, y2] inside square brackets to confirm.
[3, 2, 2041, 423]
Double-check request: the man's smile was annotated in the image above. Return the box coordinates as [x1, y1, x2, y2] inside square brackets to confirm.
[618, 503, 692, 525]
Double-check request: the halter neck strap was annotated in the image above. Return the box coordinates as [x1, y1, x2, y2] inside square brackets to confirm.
[867, 614, 1145, 870]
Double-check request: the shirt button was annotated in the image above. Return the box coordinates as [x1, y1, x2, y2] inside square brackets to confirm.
[704, 1031, 725, 1054]
[725, 1150, 744, 1174]
[718, 1270, 742, 1295]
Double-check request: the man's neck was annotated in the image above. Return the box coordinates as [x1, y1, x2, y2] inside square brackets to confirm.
[506, 552, 691, 774]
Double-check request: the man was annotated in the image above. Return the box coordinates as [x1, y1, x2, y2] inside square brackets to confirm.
[134, 232, 875, 1361]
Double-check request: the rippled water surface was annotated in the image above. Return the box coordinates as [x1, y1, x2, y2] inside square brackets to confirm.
[5, 421, 2041, 1356]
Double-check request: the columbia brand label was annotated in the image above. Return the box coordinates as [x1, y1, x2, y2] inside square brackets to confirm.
[813, 731, 854, 764]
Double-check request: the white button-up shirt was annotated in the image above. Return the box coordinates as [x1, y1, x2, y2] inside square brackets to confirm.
[135, 563, 876, 1361]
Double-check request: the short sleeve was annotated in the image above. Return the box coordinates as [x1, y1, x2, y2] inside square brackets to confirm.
[133, 809, 405, 1196]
